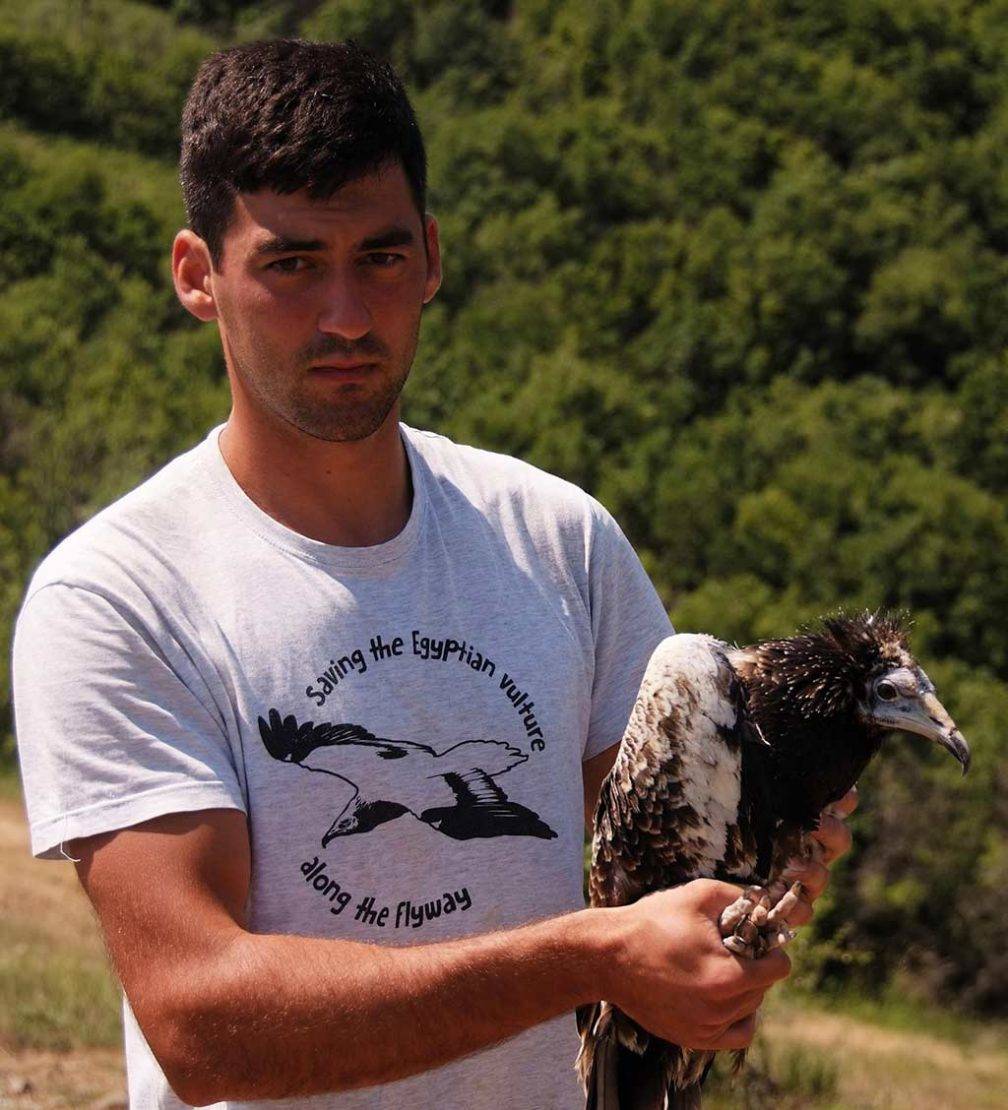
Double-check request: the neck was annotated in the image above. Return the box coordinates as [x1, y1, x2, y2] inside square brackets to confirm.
[778, 713, 880, 827]
[217, 400, 412, 547]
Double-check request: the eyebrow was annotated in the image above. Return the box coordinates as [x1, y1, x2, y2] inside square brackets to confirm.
[252, 224, 417, 258]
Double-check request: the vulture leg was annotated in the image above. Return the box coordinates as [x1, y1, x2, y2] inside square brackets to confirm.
[718, 885, 798, 958]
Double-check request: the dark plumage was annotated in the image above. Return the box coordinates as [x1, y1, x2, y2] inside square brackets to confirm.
[576, 610, 969, 1109]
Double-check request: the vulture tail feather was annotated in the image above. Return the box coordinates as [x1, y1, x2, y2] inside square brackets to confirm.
[583, 1031, 621, 1110]
[575, 1001, 606, 1106]
[578, 1003, 690, 1110]
[616, 1039, 677, 1109]
[667, 1082, 703, 1109]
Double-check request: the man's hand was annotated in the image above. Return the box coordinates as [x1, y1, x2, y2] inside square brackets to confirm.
[774, 786, 858, 928]
[602, 879, 791, 1051]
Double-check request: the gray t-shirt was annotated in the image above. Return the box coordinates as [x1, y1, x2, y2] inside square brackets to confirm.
[12, 421, 673, 1109]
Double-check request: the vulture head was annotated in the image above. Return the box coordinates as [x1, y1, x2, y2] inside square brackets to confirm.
[817, 610, 969, 773]
[736, 609, 970, 827]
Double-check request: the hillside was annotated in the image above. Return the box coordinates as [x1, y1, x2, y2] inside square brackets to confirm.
[2, 0, 1006, 1019]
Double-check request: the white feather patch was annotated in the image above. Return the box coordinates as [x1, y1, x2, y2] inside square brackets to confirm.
[634, 634, 742, 875]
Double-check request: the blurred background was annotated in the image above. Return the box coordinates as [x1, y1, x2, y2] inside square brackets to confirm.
[1, 0, 1007, 1106]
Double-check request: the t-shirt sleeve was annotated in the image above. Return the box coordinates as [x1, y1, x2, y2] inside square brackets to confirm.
[12, 581, 247, 861]
[582, 504, 675, 761]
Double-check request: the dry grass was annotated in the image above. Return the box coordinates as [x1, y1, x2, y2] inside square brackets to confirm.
[3, 777, 1007, 1108]
[0, 779, 126, 1108]
[707, 999, 1008, 1109]
[0, 786, 121, 1054]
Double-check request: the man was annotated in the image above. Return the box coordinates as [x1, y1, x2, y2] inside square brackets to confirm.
[12, 38, 852, 1109]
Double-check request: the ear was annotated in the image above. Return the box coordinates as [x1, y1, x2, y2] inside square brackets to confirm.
[172, 229, 219, 322]
[422, 213, 442, 305]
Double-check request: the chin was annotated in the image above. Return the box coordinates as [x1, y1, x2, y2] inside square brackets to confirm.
[287, 398, 401, 443]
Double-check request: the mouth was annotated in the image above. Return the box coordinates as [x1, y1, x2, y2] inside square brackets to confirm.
[310, 362, 378, 378]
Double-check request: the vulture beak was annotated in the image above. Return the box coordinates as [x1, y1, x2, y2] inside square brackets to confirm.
[869, 668, 971, 775]
[322, 795, 357, 845]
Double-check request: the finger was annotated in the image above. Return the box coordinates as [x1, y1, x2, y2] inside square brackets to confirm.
[689, 878, 747, 916]
[779, 895, 812, 928]
[810, 814, 853, 866]
[825, 786, 858, 819]
[738, 945, 791, 988]
[781, 859, 829, 901]
[725, 986, 769, 1024]
[709, 1014, 758, 1051]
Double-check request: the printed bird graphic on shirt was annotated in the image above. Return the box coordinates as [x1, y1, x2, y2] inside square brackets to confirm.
[258, 709, 557, 843]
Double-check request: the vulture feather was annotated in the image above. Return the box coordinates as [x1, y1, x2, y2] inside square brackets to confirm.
[576, 609, 969, 1109]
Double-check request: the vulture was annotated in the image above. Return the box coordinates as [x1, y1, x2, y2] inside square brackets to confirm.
[257, 709, 558, 842]
[576, 610, 969, 1110]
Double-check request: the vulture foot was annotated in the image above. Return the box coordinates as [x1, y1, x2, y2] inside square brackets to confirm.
[718, 883, 800, 958]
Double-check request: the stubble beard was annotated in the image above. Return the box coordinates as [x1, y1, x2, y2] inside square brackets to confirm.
[286, 360, 412, 443]
[231, 322, 419, 444]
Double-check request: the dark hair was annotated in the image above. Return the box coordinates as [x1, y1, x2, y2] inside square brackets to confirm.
[179, 38, 427, 270]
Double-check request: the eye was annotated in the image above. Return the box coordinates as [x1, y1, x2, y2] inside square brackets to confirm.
[876, 680, 899, 701]
[267, 257, 311, 273]
[364, 252, 404, 268]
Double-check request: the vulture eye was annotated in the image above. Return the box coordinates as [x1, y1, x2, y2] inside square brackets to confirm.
[876, 680, 899, 701]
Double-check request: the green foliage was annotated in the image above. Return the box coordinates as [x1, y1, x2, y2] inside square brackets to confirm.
[306, 0, 412, 54]
[0, 123, 229, 754]
[4, 0, 1008, 1018]
[302, 0, 519, 103]
[0, 0, 214, 155]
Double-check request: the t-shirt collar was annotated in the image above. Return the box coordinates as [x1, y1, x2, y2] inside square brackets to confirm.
[200, 420, 427, 573]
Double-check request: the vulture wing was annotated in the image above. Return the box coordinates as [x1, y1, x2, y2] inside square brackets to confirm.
[579, 633, 757, 1109]
[590, 633, 752, 908]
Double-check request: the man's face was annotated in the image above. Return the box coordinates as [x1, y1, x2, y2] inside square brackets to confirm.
[204, 161, 440, 443]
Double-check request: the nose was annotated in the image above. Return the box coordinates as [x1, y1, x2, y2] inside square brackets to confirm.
[316, 268, 373, 341]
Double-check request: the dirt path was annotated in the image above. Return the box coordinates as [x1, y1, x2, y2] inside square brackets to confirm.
[0, 795, 126, 1109]
[4, 791, 1008, 1108]
[0, 1046, 125, 1110]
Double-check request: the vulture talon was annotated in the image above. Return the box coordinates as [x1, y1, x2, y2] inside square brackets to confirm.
[718, 895, 754, 935]
[722, 935, 751, 957]
[766, 882, 803, 926]
[735, 918, 761, 946]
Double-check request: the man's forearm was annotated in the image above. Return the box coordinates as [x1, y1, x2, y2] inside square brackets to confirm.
[172, 906, 617, 1104]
